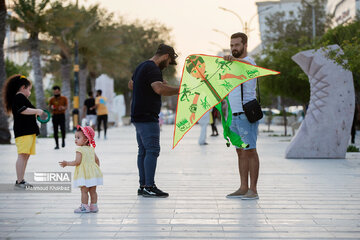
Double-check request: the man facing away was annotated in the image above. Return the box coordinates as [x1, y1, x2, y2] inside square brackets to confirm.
[82, 91, 97, 129]
[224, 32, 260, 200]
[128, 44, 179, 198]
[49, 86, 68, 149]
[95, 89, 108, 139]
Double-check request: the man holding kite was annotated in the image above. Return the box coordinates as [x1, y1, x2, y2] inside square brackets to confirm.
[225, 32, 260, 200]
[173, 33, 279, 200]
[128, 44, 179, 198]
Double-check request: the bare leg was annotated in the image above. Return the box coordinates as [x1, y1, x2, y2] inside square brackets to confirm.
[81, 186, 89, 204]
[236, 148, 249, 193]
[22, 155, 30, 179]
[16, 154, 30, 182]
[89, 186, 97, 204]
[246, 149, 259, 194]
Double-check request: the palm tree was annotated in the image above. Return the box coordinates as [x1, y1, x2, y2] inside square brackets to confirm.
[76, 5, 109, 117]
[0, 0, 11, 144]
[114, 22, 176, 116]
[9, 0, 50, 136]
[46, 3, 120, 119]
[72, 5, 123, 118]
[45, 1, 80, 131]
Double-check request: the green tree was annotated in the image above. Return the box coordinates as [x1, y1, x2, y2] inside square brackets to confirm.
[0, 0, 10, 144]
[45, 2, 125, 122]
[264, 0, 330, 46]
[114, 21, 176, 116]
[44, 1, 80, 131]
[5, 58, 31, 77]
[256, 43, 309, 135]
[9, 0, 50, 136]
[257, 0, 330, 134]
[320, 17, 360, 99]
[71, 4, 120, 118]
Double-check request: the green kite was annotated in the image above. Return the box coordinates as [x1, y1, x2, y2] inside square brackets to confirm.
[173, 54, 280, 149]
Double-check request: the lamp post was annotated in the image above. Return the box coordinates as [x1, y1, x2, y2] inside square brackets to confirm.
[72, 40, 79, 130]
[303, 0, 316, 45]
[213, 28, 230, 39]
[219, 7, 248, 34]
[209, 41, 226, 52]
[219, 6, 273, 37]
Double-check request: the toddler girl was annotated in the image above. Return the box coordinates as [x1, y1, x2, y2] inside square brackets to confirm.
[2, 75, 43, 188]
[59, 125, 103, 213]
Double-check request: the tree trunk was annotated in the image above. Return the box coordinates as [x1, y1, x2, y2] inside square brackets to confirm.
[89, 71, 97, 94]
[60, 53, 72, 132]
[29, 34, 47, 137]
[79, 64, 88, 119]
[281, 99, 287, 136]
[123, 89, 132, 116]
[267, 110, 272, 132]
[0, 0, 11, 144]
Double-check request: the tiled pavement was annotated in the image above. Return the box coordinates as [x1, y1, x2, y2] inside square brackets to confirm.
[0, 124, 359, 239]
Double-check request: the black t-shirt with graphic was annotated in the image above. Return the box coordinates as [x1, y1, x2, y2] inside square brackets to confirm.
[131, 60, 163, 122]
[84, 98, 96, 115]
[12, 93, 40, 138]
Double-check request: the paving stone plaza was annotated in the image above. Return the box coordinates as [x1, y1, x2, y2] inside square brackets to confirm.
[0, 124, 359, 239]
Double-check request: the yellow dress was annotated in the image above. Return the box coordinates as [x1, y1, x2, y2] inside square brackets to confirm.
[73, 146, 103, 187]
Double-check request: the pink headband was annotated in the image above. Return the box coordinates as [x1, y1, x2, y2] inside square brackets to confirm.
[77, 125, 96, 148]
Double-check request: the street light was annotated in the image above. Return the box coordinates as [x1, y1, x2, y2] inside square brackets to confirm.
[72, 40, 79, 130]
[219, 7, 247, 34]
[303, 0, 316, 45]
[219, 6, 273, 37]
[213, 28, 230, 39]
[209, 41, 226, 51]
[209, 41, 229, 55]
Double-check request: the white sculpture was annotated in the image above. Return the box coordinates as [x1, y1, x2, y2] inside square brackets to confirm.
[285, 45, 355, 159]
[95, 74, 114, 112]
[95, 74, 116, 124]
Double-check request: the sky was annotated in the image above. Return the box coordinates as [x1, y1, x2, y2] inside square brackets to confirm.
[83, 0, 265, 78]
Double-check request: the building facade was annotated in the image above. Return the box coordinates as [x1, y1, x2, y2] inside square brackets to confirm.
[4, 10, 29, 65]
[327, 0, 360, 26]
[256, 0, 302, 45]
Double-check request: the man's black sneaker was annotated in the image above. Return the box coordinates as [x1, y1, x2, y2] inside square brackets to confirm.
[143, 185, 169, 198]
[15, 180, 33, 189]
[137, 186, 144, 195]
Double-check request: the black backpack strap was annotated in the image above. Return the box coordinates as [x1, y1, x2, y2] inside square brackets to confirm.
[241, 78, 261, 105]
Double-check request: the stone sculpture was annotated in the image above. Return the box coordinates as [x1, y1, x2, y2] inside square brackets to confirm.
[285, 45, 354, 159]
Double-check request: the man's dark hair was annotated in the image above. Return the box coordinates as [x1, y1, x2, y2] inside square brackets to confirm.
[53, 86, 61, 91]
[231, 32, 248, 45]
[96, 89, 102, 95]
[155, 44, 178, 65]
[88, 91, 93, 96]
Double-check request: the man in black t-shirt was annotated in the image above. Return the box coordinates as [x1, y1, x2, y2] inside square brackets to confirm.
[128, 44, 179, 198]
[82, 91, 97, 129]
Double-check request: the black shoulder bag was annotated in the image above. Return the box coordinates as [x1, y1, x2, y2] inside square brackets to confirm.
[241, 79, 263, 123]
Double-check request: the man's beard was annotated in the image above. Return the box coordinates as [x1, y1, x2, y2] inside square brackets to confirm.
[232, 47, 244, 58]
[158, 59, 168, 70]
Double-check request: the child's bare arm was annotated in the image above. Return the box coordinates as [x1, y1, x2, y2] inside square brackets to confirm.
[95, 153, 100, 167]
[59, 152, 82, 167]
[21, 108, 43, 116]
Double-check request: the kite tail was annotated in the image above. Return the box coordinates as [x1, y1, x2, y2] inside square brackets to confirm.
[215, 97, 249, 149]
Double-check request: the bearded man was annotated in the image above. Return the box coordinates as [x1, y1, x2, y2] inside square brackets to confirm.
[224, 32, 261, 200]
[128, 44, 179, 198]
